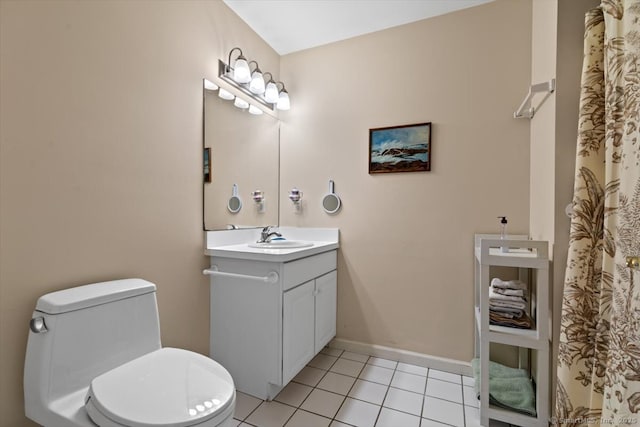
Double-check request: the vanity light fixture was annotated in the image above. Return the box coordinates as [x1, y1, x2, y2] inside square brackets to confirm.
[219, 47, 291, 111]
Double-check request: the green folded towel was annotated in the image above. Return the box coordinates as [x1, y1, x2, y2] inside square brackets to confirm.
[471, 358, 536, 417]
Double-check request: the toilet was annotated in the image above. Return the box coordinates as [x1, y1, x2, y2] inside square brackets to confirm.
[24, 278, 236, 427]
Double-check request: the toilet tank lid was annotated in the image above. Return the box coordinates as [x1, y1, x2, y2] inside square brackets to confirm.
[36, 279, 156, 314]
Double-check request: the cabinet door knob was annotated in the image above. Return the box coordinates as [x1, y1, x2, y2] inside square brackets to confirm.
[313, 289, 320, 296]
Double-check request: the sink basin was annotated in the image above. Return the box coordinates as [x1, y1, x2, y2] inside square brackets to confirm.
[248, 240, 314, 249]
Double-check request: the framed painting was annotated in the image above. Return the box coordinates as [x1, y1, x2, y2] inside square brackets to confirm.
[369, 122, 431, 173]
[204, 147, 211, 183]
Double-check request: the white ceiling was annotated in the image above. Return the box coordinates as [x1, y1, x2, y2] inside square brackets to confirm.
[223, 0, 494, 55]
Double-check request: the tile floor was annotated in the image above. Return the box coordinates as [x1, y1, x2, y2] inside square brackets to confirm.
[231, 347, 511, 427]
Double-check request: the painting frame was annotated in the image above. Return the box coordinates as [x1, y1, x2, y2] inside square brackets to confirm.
[203, 147, 211, 183]
[369, 122, 431, 174]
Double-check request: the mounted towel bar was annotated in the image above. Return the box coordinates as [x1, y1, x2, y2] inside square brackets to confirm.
[203, 266, 279, 284]
[513, 79, 556, 119]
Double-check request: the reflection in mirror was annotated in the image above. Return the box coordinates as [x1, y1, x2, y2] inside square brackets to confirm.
[227, 196, 242, 213]
[227, 184, 242, 213]
[203, 80, 279, 230]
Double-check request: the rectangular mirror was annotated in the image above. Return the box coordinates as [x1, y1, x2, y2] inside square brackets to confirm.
[203, 80, 280, 230]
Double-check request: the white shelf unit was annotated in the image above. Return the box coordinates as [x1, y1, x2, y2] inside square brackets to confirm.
[474, 234, 550, 427]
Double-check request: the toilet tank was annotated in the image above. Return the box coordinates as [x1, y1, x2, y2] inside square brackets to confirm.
[24, 279, 162, 422]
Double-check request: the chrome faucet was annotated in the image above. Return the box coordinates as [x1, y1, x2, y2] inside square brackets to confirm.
[258, 225, 282, 243]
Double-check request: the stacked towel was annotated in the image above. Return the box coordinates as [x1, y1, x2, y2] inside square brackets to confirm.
[489, 278, 532, 329]
[491, 278, 527, 290]
[471, 358, 537, 417]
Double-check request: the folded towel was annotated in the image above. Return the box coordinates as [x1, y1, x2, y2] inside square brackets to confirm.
[489, 306, 524, 318]
[488, 309, 522, 319]
[492, 287, 525, 297]
[489, 287, 526, 303]
[489, 300, 526, 311]
[489, 310, 532, 329]
[471, 358, 536, 417]
[491, 278, 527, 290]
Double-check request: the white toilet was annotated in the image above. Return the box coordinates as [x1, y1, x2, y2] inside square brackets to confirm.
[24, 278, 236, 427]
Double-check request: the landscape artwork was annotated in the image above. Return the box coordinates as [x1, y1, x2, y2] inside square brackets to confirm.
[369, 122, 431, 173]
[204, 147, 211, 183]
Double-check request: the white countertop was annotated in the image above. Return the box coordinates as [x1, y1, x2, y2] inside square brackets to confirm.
[205, 227, 339, 262]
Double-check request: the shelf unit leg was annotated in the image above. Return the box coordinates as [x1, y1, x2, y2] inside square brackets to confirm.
[518, 347, 529, 371]
[479, 263, 491, 427]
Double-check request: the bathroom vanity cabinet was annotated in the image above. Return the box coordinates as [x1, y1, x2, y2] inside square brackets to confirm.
[207, 248, 337, 400]
[474, 235, 549, 427]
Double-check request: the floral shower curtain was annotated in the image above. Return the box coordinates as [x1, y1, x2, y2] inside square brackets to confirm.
[555, 1, 640, 425]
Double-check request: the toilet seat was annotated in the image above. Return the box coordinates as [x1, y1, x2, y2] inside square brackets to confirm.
[85, 348, 235, 427]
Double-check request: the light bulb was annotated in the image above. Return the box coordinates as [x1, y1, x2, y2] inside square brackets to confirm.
[249, 71, 265, 94]
[234, 97, 249, 109]
[264, 81, 279, 103]
[233, 56, 251, 83]
[218, 88, 234, 100]
[248, 105, 263, 115]
[203, 79, 218, 90]
[277, 91, 290, 110]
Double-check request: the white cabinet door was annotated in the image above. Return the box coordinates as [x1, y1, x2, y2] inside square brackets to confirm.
[282, 280, 315, 384]
[314, 271, 337, 352]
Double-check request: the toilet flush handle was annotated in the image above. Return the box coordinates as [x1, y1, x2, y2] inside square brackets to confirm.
[29, 317, 48, 333]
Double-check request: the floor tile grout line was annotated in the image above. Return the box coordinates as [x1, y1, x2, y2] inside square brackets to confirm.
[419, 367, 430, 421]
[427, 373, 465, 386]
[280, 401, 300, 427]
[372, 359, 399, 427]
[295, 354, 343, 420]
[239, 396, 265, 424]
[283, 407, 333, 427]
[460, 373, 468, 427]
[330, 354, 370, 426]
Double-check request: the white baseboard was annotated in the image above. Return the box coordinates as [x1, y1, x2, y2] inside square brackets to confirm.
[329, 338, 473, 377]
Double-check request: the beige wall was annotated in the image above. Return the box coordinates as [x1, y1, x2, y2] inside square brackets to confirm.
[279, 0, 532, 361]
[0, 1, 278, 425]
[529, 0, 558, 245]
[529, 0, 600, 408]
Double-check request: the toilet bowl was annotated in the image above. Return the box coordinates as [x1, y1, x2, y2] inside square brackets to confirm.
[24, 279, 235, 427]
[85, 348, 235, 427]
